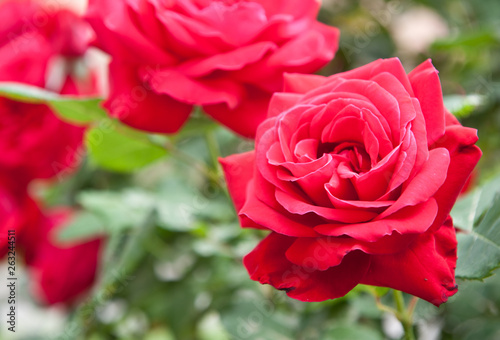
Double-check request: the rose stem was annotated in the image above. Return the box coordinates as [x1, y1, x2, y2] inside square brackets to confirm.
[393, 290, 416, 340]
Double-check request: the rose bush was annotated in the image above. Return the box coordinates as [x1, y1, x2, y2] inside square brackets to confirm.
[86, 0, 339, 137]
[221, 58, 482, 306]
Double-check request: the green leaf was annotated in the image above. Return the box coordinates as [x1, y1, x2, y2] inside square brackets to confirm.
[71, 180, 232, 236]
[455, 193, 500, 280]
[444, 94, 485, 118]
[0, 81, 105, 125]
[85, 123, 168, 173]
[155, 178, 234, 231]
[432, 31, 499, 50]
[451, 175, 500, 232]
[174, 108, 218, 139]
[49, 98, 106, 125]
[57, 211, 105, 242]
[155, 179, 199, 231]
[77, 190, 156, 232]
[0, 81, 57, 103]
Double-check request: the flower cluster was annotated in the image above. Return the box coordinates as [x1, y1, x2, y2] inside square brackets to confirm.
[1, 0, 483, 309]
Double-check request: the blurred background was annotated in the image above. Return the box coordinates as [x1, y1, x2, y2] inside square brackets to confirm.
[1, 0, 500, 339]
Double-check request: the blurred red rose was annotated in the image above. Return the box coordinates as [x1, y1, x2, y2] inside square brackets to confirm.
[24, 209, 102, 305]
[221, 58, 482, 306]
[0, 0, 95, 89]
[0, 0, 103, 306]
[0, 98, 84, 182]
[86, 0, 339, 137]
[0, 174, 39, 257]
[0, 0, 98, 183]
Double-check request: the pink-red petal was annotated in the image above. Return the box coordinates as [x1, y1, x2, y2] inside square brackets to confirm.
[361, 218, 457, 306]
[219, 151, 255, 212]
[103, 61, 192, 133]
[408, 59, 446, 145]
[315, 199, 438, 242]
[244, 232, 371, 302]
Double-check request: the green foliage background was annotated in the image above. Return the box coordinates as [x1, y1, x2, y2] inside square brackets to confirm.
[4, 0, 500, 339]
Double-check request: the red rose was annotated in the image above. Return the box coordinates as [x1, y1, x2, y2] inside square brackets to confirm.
[0, 174, 39, 257]
[86, 0, 339, 137]
[0, 98, 84, 181]
[0, 1, 102, 306]
[0, 0, 98, 182]
[220, 58, 482, 306]
[0, 0, 95, 89]
[24, 209, 102, 305]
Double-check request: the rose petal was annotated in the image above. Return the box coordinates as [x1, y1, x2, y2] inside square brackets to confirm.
[240, 181, 318, 237]
[378, 148, 450, 219]
[0, 33, 52, 87]
[315, 199, 438, 241]
[409, 59, 446, 145]
[328, 58, 414, 95]
[25, 210, 102, 305]
[370, 72, 417, 134]
[268, 23, 339, 69]
[150, 68, 244, 108]
[283, 73, 328, 94]
[428, 126, 482, 231]
[251, 0, 320, 19]
[177, 41, 277, 77]
[361, 217, 457, 306]
[103, 61, 192, 133]
[244, 232, 371, 302]
[286, 232, 417, 270]
[268, 92, 305, 117]
[275, 188, 378, 223]
[87, 0, 177, 65]
[196, 1, 268, 46]
[126, 0, 169, 49]
[155, 6, 230, 55]
[220, 151, 255, 212]
[347, 144, 402, 201]
[326, 79, 403, 145]
[293, 139, 319, 162]
[327, 194, 395, 210]
[275, 155, 335, 206]
[203, 86, 270, 138]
